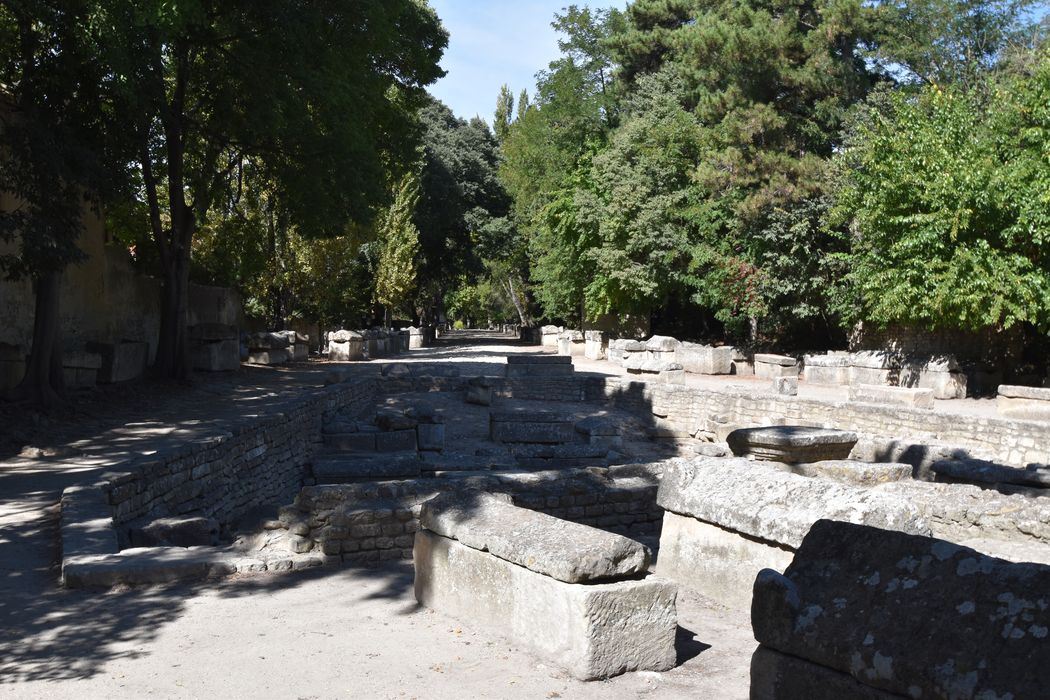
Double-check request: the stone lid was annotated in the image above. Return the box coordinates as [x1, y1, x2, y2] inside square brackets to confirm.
[754, 353, 797, 366]
[419, 490, 650, 583]
[559, 330, 584, 341]
[850, 350, 901, 369]
[248, 332, 289, 350]
[624, 356, 683, 373]
[803, 354, 851, 368]
[998, 384, 1050, 401]
[540, 325, 562, 334]
[727, 426, 858, 449]
[330, 329, 364, 343]
[645, 335, 680, 352]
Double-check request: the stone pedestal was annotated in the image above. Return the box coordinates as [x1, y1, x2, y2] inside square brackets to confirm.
[584, 330, 606, 360]
[540, 325, 561, 348]
[727, 426, 858, 463]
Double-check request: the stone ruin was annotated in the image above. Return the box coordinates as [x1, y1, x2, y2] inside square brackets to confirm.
[54, 337, 1050, 692]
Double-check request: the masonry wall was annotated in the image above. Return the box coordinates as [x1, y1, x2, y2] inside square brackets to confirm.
[287, 468, 663, 565]
[100, 379, 378, 541]
[0, 192, 242, 374]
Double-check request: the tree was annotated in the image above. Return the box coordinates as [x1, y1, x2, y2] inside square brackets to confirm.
[828, 54, 1050, 331]
[494, 84, 514, 143]
[0, 0, 124, 405]
[98, 0, 446, 378]
[374, 171, 422, 324]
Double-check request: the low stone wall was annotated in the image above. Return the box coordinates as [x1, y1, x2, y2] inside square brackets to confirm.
[282, 465, 664, 564]
[99, 378, 378, 538]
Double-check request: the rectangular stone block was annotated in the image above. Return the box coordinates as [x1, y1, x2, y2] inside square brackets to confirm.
[413, 530, 677, 680]
[505, 363, 575, 378]
[416, 423, 445, 452]
[997, 384, 1050, 419]
[329, 339, 365, 361]
[754, 354, 798, 379]
[751, 520, 1050, 700]
[87, 341, 149, 383]
[675, 343, 733, 375]
[490, 419, 575, 444]
[803, 354, 850, 385]
[375, 429, 417, 453]
[247, 348, 289, 365]
[656, 511, 794, 610]
[848, 383, 934, 409]
[323, 432, 376, 451]
[848, 365, 895, 386]
[750, 646, 901, 700]
[191, 339, 240, 371]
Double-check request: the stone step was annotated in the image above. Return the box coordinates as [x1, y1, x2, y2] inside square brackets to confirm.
[311, 454, 422, 483]
[506, 354, 573, 364]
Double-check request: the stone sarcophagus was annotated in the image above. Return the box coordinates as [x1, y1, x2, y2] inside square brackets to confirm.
[413, 491, 678, 680]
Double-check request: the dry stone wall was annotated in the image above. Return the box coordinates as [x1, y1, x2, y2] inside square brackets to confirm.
[100, 379, 378, 540]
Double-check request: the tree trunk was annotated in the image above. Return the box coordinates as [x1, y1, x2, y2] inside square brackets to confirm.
[155, 249, 192, 380]
[9, 271, 65, 406]
[505, 275, 529, 327]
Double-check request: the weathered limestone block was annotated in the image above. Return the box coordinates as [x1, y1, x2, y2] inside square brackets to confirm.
[751, 520, 1050, 700]
[247, 331, 290, 350]
[773, 376, 798, 396]
[750, 646, 902, 700]
[645, 335, 680, 353]
[657, 510, 795, 610]
[849, 383, 935, 409]
[624, 355, 685, 383]
[848, 350, 900, 386]
[540, 325, 562, 348]
[657, 458, 929, 551]
[782, 460, 913, 486]
[416, 423, 445, 452]
[87, 340, 149, 383]
[465, 376, 493, 406]
[62, 349, 103, 388]
[754, 353, 799, 379]
[311, 455, 421, 482]
[727, 426, 858, 463]
[407, 326, 426, 349]
[420, 491, 650, 582]
[130, 516, 220, 547]
[505, 354, 575, 377]
[898, 355, 967, 399]
[190, 324, 240, 371]
[60, 485, 119, 563]
[490, 410, 576, 444]
[414, 530, 677, 680]
[0, 342, 25, 391]
[328, 329, 365, 361]
[584, 330, 606, 360]
[246, 348, 289, 365]
[557, 330, 585, 357]
[62, 548, 238, 588]
[375, 429, 417, 453]
[675, 343, 733, 375]
[931, 457, 1050, 489]
[802, 353, 850, 385]
[997, 384, 1050, 420]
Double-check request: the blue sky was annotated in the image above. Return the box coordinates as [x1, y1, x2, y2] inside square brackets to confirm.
[428, 0, 623, 123]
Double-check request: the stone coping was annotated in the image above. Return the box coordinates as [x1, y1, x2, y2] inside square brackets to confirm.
[657, 457, 929, 549]
[998, 384, 1050, 401]
[419, 490, 650, 583]
[727, 426, 858, 448]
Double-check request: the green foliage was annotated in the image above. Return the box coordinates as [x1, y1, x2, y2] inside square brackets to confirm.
[374, 171, 422, 314]
[829, 57, 1050, 331]
[494, 85, 514, 143]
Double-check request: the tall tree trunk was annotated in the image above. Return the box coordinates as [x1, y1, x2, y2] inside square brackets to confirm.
[505, 275, 529, 327]
[155, 247, 192, 380]
[10, 271, 65, 406]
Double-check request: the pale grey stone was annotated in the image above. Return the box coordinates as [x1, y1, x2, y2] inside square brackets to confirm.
[676, 343, 733, 375]
[727, 426, 858, 463]
[657, 457, 929, 549]
[784, 460, 912, 486]
[645, 335, 680, 352]
[849, 383, 935, 409]
[773, 376, 798, 396]
[414, 530, 677, 680]
[752, 520, 1050, 700]
[419, 490, 650, 582]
